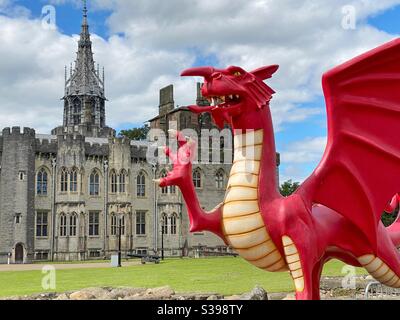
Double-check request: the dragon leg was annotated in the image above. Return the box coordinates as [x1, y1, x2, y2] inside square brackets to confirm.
[311, 260, 325, 300]
[282, 235, 320, 300]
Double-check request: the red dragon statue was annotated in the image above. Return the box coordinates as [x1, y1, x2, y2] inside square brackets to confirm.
[154, 38, 400, 300]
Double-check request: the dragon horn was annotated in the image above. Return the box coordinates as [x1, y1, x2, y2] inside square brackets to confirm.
[181, 67, 215, 78]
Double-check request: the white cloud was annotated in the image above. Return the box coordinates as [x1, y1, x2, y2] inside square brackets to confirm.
[279, 136, 327, 182]
[0, 13, 195, 132]
[280, 165, 307, 184]
[0, 0, 399, 139]
[89, 0, 400, 130]
[0, 0, 30, 17]
[281, 136, 327, 164]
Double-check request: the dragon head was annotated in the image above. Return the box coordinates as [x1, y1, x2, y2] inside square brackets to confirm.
[181, 65, 279, 128]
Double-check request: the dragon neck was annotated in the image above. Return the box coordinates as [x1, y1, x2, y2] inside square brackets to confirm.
[230, 106, 281, 202]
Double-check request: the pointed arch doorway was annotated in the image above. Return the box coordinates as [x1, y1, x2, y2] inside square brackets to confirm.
[15, 243, 24, 264]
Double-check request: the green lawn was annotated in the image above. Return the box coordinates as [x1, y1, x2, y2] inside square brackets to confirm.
[0, 257, 366, 297]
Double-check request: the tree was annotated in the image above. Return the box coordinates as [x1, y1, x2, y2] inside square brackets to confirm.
[119, 125, 150, 141]
[280, 180, 300, 197]
[382, 206, 399, 227]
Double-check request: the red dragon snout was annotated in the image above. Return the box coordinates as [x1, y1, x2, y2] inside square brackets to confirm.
[181, 67, 215, 78]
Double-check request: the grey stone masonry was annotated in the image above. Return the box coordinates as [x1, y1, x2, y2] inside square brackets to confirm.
[159, 85, 175, 117]
[0, 127, 36, 263]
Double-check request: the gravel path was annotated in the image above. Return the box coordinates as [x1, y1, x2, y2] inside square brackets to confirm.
[0, 261, 141, 272]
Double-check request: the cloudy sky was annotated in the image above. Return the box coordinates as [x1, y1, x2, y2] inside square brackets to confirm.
[0, 0, 399, 183]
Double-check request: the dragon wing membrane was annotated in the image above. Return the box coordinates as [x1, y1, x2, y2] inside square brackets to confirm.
[298, 38, 400, 250]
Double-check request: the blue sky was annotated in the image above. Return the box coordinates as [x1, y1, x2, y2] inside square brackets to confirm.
[368, 5, 400, 33]
[1, 0, 399, 183]
[36, 0, 111, 37]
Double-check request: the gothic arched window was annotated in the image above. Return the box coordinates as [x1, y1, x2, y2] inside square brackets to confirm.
[59, 213, 67, 237]
[137, 172, 146, 197]
[170, 213, 177, 235]
[70, 168, 78, 192]
[70, 213, 78, 237]
[110, 170, 118, 193]
[220, 137, 225, 164]
[161, 214, 168, 235]
[60, 168, 68, 192]
[215, 170, 225, 190]
[160, 171, 168, 194]
[37, 168, 48, 195]
[119, 170, 127, 193]
[193, 169, 202, 189]
[111, 214, 125, 236]
[72, 98, 81, 125]
[110, 213, 117, 236]
[89, 170, 100, 196]
[120, 215, 125, 236]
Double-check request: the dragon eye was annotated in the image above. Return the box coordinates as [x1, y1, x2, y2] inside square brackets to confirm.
[233, 72, 242, 77]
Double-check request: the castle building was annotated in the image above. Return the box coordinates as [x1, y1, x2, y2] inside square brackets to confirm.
[0, 4, 281, 264]
[0, 4, 234, 263]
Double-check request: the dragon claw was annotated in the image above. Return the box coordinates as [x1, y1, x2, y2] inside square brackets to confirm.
[154, 178, 168, 187]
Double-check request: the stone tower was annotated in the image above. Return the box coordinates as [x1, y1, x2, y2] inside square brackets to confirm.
[159, 85, 175, 116]
[0, 127, 36, 263]
[52, 0, 114, 138]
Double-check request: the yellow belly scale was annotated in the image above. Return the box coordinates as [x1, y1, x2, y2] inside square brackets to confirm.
[222, 130, 287, 272]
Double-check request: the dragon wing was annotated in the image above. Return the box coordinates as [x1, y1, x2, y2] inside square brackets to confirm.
[298, 38, 400, 250]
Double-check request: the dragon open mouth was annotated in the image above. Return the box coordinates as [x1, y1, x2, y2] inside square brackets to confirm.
[206, 95, 242, 108]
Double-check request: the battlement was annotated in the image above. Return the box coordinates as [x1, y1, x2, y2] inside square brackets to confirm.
[2, 127, 35, 137]
[35, 135, 58, 154]
[108, 136, 131, 146]
[131, 145, 148, 160]
[51, 125, 116, 139]
[85, 142, 109, 156]
[57, 134, 85, 144]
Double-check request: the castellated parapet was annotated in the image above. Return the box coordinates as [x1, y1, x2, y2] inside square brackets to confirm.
[2, 126, 36, 137]
[84, 142, 109, 157]
[35, 137, 58, 154]
[56, 134, 86, 169]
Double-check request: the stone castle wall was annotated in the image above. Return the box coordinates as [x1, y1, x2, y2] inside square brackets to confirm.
[0, 125, 230, 263]
[0, 127, 36, 263]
